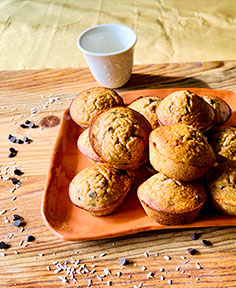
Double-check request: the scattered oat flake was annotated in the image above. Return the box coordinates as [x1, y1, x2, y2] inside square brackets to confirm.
[160, 275, 165, 280]
[97, 275, 103, 281]
[104, 268, 111, 275]
[107, 280, 112, 286]
[46, 266, 51, 271]
[196, 262, 203, 269]
[141, 266, 147, 271]
[87, 279, 92, 287]
[14, 250, 19, 254]
[144, 252, 149, 257]
[168, 279, 173, 285]
[147, 272, 153, 278]
[117, 271, 121, 277]
[164, 255, 171, 260]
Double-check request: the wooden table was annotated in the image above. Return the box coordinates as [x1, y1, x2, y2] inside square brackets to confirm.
[0, 61, 236, 287]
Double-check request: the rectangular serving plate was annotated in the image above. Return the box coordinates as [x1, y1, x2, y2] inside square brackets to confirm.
[41, 88, 236, 241]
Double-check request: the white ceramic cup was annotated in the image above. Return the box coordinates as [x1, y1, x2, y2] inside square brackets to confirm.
[77, 24, 137, 89]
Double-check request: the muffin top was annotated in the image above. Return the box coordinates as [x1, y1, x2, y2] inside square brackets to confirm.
[149, 123, 216, 167]
[69, 163, 132, 211]
[156, 90, 215, 131]
[89, 107, 152, 170]
[77, 128, 101, 162]
[138, 173, 206, 213]
[128, 96, 163, 129]
[202, 94, 231, 125]
[206, 126, 236, 162]
[70, 87, 123, 128]
[206, 161, 236, 206]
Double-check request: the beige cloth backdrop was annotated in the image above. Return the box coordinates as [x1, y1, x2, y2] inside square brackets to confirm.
[0, 0, 236, 70]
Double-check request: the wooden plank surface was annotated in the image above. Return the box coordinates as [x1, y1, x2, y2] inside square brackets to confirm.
[0, 61, 236, 287]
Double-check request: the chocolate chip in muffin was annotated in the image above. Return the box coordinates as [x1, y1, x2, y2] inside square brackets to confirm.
[89, 191, 97, 198]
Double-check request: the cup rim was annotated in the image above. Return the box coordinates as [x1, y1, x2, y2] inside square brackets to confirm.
[77, 23, 137, 57]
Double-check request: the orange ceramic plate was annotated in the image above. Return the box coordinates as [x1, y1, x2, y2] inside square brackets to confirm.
[41, 88, 236, 241]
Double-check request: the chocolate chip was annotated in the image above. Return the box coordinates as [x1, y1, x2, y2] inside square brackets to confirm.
[209, 99, 215, 105]
[23, 136, 33, 144]
[202, 239, 212, 246]
[13, 219, 23, 227]
[14, 169, 24, 176]
[9, 147, 17, 153]
[11, 178, 20, 185]
[9, 136, 17, 143]
[0, 241, 10, 249]
[25, 120, 31, 124]
[25, 235, 35, 242]
[89, 191, 96, 198]
[191, 232, 199, 240]
[29, 122, 38, 128]
[120, 257, 129, 266]
[16, 139, 24, 144]
[8, 152, 16, 158]
[78, 197, 81, 201]
[20, 124, 28, 129]
[13, 214, 23, 221]
[220, 185, 226, 190]
[187, 248, 197, 255]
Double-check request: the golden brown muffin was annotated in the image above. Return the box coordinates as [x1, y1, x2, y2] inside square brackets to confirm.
[206, 126, 236, 162]
[69, 87, 124, 128]
[202, 94, 232, 125]
[77, 129, 101, 163]
[137, 173, 207, 225]
[128, 96, 163, 129]
[156, 90, 215, 132]
[69, 163, 132, 216]
[89, 107, 152, 170]
[149, 123, 216, 181]
[205, 161, 236, 216]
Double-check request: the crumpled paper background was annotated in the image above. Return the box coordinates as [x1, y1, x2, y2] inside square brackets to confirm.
[0, 0, 235, 70]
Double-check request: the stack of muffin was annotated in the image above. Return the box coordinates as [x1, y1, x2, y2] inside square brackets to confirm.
[69, 87, 236, 225]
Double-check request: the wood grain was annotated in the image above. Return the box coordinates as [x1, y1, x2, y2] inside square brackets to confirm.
[0, 61, 236, 287]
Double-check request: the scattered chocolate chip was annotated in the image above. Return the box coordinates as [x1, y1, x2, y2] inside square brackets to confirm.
[23, 136, 33, 144]
[220, 185, 226, 190]
[187, 248, 197, 255]
[191, 232, 199, 240]
[120, 257, 129, 266]
[24, 120, 31, 124]
[13, 214, 23, 221]
[9, 136, 17, 143]
[29, 122, 38, 128]
[9, 147, 17, 153]
[0, 241, 10, 249]
[78, 197, 81, 201]
[8, 147, 18, 157]
[202, 239, 212, 246]
[25, 235, 35, 242]
[11, 178, 21, 185]
[14, 169, 24, 176]
[16, 139, 24, 144]
[20, 124, 28, 129]
[89, 191, 96, 198]
[209, 99, 215, 105]
[13, 219, 23, 227]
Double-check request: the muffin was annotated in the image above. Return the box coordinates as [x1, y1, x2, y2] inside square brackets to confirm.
[89, 107, 152, 170]
[206, 126, 236, 162]
[149, 123, 216, 181]
[137, 173, 207, 225]
[69, 163, 132, 216]
[156, 90, 215, 132]
[70, 87, 124, 128]
[202, 94, 232, 125]
[205, 161, 236, 216]
[77, 129, 101, 163]
[128, 96, 163, 129]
